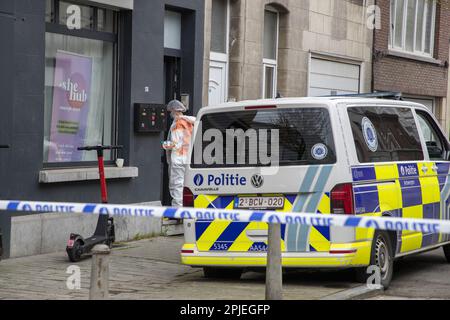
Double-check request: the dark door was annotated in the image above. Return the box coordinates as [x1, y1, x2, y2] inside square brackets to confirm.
[0, 11, 15, 259]
[162, 56, 181, 206]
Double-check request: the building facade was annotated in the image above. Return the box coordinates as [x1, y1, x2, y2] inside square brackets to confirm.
[203, 0, 374, 106]
[0, 0, 204, 258]
[373, 0, 450, 131]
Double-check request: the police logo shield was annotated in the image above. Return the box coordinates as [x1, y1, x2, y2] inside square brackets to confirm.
[194, 174, 204, 186]
[311, 143, 328, 160]
[362, 117, 378, 152]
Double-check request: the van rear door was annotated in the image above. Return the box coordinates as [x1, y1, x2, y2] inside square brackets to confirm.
[189, 105, 338, 253]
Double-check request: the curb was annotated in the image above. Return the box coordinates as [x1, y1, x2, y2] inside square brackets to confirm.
[320, 285, 384, 300]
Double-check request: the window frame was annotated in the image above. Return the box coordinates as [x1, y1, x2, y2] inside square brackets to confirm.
[414, 108, 450, 161]
[44, 0, 120, 168]
[348, 105, 425, 165]
[164, 10, 182, 50]
[209, 0, 230, 104]
[190, 107, 337, 169]
[210, 0, 230, 56]
[262, 63, 277, 99]
[262, 8, 279, 99]
[389, 0, 437, 58]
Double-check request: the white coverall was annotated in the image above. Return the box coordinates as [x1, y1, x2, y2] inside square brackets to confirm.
[166, 115, 196, 207]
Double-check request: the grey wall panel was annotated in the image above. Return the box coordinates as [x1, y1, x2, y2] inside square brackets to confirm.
[0, 0, 14, 14]
[0, 15, 14, 148]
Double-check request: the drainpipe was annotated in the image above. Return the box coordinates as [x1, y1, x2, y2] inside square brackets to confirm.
[371, 0, 377, 93]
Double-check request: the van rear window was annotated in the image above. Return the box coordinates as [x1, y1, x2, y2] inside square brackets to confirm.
[191, 108, 336, 168]
[348, 107, 424, 163]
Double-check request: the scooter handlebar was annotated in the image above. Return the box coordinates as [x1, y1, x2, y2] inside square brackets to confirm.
[77, 145, 123, 151]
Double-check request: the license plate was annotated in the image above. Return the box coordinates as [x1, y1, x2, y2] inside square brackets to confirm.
[235, 196, 285, 210]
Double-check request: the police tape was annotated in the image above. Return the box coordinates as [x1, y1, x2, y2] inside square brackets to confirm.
[1, 199, 450, 235]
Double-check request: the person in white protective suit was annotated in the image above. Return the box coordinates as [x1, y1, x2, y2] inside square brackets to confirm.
[162, 100, 196, 207]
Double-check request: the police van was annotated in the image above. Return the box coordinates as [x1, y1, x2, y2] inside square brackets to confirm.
[181, 97, 450, 288]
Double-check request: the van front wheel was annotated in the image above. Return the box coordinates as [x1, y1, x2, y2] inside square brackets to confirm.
[203, 267, 243, 280]
[444, 244, 450, 263]
[355, 231, 394, 289]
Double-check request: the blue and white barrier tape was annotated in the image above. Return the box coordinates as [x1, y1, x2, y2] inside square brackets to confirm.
[1, 200, 450, 234]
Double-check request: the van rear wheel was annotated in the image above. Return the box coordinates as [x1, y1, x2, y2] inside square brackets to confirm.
[444, 245, 450, 263]
[203, 267, 243, 280]
[355, 231, 394, 289]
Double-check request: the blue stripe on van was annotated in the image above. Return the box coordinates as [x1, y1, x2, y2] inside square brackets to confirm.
[437, 163, 450, 175]
[214, 222, 249, 243]
[354, 185, 380, 214]
[439, 175, 447, 192]
[400, 178, 422, 208]
[195, 221, 211, 240]
[423, 203, 440, 220]
[314, 225, 331, 241]
[421, 203, 440, 248]
[298, 165, 333, 252]
[352, 167, 376, 182]
[398, 163, 419, 178]
[286, 166, 319, 252]
[208, 196, 234, 209]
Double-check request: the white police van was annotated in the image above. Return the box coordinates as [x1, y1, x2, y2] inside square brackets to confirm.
[181, 97, 450, 288]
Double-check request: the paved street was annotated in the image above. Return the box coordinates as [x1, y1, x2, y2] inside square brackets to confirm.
[371, 249, 450, 300]
[0, 236, 449, 300]
[0, 236, 360, 300]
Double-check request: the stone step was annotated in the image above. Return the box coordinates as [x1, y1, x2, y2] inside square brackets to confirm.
[162, 220, 184, 236]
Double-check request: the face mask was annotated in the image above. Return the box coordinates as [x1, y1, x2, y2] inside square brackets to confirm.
[171, 111, 182, 119]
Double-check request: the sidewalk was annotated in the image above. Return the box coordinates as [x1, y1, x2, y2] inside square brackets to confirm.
[0, 236, 362, 300]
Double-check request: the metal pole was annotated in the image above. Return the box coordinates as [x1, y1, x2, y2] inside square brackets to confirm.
[89, 244, 110, 300]
[265, 223, 283, 300]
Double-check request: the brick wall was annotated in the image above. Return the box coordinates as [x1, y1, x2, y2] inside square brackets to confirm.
[373, 0, 449, 98]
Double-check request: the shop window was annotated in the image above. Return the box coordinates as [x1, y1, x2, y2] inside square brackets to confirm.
[262, 9, 279, 99]
[390, 0, 436, 57]
[44, 0, 118, 164]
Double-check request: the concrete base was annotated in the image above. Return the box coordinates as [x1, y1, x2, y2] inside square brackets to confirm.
[9, 201, 162, 258]
[162, 219, 184, 236]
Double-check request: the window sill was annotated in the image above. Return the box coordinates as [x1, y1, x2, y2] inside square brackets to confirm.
[39, 167, 139, 184]
[387, 50, 442, 65]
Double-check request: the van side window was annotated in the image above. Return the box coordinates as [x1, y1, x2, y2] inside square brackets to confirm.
[348, 107, 424, 163]
[416, 111, 448, 161]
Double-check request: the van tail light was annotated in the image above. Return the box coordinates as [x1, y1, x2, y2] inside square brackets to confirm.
[330, 183, 355, 215]
[183, 187, 194, 207]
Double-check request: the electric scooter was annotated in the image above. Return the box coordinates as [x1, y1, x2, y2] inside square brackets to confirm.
[66, 145, 123, 262]
[0, 145, 9, 260]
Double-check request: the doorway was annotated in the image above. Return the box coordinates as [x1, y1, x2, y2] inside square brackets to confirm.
[162, 56, 181, 206]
